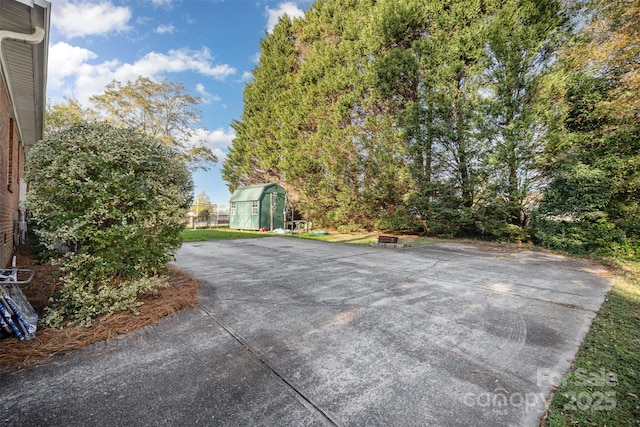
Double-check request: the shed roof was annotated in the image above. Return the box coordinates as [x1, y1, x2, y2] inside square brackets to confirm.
[229, 183, 283, 202]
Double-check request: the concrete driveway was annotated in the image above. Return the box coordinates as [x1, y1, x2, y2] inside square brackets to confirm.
[1, 238, 612, 426]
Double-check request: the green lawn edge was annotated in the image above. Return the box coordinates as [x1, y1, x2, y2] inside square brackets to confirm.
[180, 228, 269, 241]
[180, 227, 437, 246]
[543, 260, 640, 426]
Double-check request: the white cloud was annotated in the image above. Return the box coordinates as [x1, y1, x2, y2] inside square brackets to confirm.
[190, 127, 235, 149]
[136, 15, 153, 26]
[188, 127, 236, 162]
[48, 42, 97, 90]
[155, 24, 177, 34]
[184, 14, 196, 25]
[48, 44, 237, 104]
[266, 2, 305, 33]
[52, 0, 132, 38]
[151, 0, 174, 7]
[118, 48, 236, 79]
[240, 71, 254, 83]
[195, 83, 221, 104]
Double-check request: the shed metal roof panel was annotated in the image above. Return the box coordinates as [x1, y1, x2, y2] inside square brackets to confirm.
[229, 183, 280, 202]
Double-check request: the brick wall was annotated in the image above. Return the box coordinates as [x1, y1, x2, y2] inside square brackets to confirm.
[0, 77, 25, 267]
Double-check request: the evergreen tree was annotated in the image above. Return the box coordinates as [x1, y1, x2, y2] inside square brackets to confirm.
[223, 17, 298, 192]
[362, 0, 427, 231]
[402, 0, 490, 236]
[224, 0, 633, 248]
[482, 0, 566, 231]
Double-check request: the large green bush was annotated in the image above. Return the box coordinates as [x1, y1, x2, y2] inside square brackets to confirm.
[26, 122, 194, 326]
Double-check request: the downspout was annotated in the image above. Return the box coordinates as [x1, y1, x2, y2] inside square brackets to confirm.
[0, 26, 46, 146]
[0, 27, 45, 44]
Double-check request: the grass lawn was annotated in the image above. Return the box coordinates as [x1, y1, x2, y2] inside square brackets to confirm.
[289, 231, 379, 244]
[544, 259, 640, 426]
[290, 232, 439, 246]
[180, 227, 269, 241]
[180, 227, 439, 247]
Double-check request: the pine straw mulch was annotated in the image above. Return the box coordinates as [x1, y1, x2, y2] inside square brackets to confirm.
[0, 245, 200, 373]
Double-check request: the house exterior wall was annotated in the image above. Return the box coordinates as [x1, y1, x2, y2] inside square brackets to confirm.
[0, 77, 24, 267]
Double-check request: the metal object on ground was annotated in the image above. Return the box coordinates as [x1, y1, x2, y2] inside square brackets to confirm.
[0, 269, 37, 340]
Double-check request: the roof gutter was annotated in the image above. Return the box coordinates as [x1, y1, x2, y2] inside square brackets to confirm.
[0, 26, 46, 147]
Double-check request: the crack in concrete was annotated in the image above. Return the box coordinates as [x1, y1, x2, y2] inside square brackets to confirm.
[196, 304, 342, 427]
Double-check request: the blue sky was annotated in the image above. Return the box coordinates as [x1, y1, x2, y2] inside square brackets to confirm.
[46, 0, 311, 207]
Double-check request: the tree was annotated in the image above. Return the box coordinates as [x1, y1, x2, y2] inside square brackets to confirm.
[26, 122, 194, 326]
[90, 76, 217, 170]
[223, 16, 298, 192]
[224, 1, 372, 230]
[225, 0, 633, 244]
[482, 0, 566, 229]
[44, 97, 96, 138]
[290, 0, 375, 230]
[190, 191, 213, 223]
[360, 0, 426, 232]
[400, 0, 490, 236]
[577, 0, 640, 119]
[535, 72, 639, 255]
[532, 0, 640, 257]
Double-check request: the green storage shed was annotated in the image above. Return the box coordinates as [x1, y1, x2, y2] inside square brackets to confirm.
[229, 183, 286, 231]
